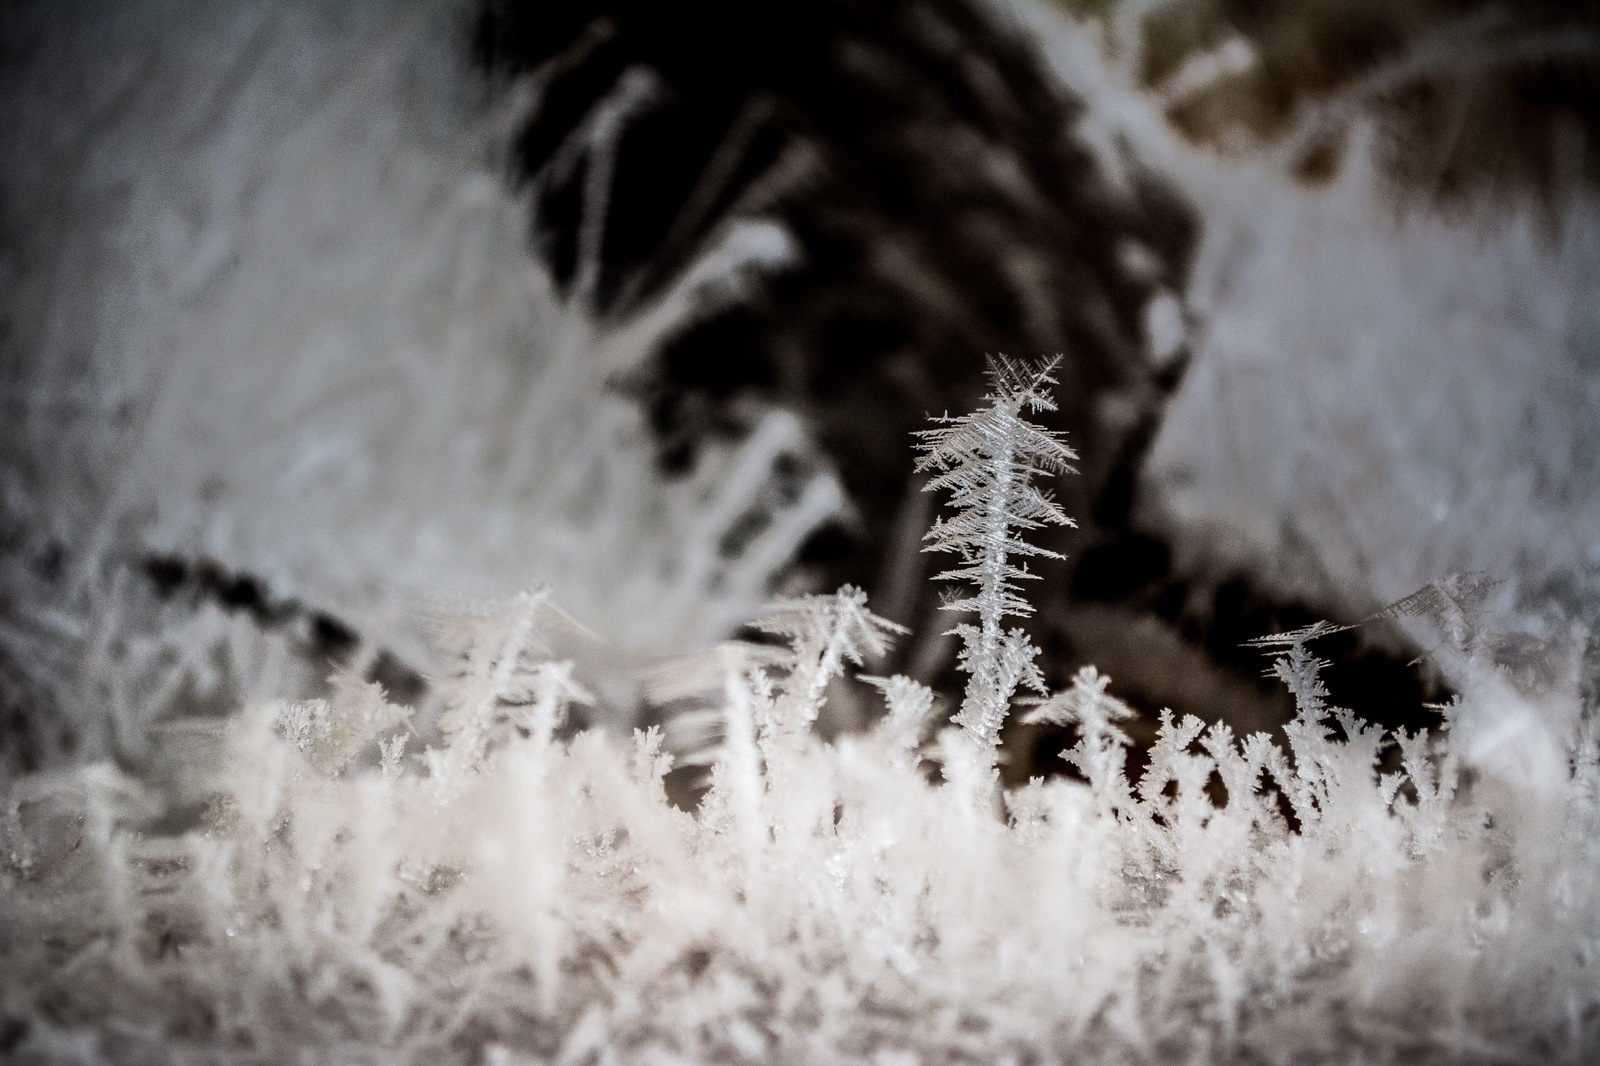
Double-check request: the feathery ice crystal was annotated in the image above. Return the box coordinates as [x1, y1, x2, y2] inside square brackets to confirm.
[915, 354, 1077, 765]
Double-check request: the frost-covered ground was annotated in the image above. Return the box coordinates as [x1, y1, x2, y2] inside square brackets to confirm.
[1, 1, 1597, 1062]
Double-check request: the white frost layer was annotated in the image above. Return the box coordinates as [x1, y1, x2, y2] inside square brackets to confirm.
[3, 588, 1594, 1064]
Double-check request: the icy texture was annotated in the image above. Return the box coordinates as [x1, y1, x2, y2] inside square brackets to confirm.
[1014, 0, 1600, 635]
[914, 356, 1075, 758]
[4, 369, 1598, 1064]
[2, 4, 1597, 1063]
[0, 0, 841, 750]
[1150, 167, 1600, 624]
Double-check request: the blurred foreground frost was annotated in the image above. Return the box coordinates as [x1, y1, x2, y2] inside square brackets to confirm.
[0, 0, 841, 769]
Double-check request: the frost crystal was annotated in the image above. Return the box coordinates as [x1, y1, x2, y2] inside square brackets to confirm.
[914, 354, 1077, 757]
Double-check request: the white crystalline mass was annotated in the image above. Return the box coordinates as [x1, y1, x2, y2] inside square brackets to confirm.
[1, 1, 1598, 1064]
[2, 559, 1595, 1064]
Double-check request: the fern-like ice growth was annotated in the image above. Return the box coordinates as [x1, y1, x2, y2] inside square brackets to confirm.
[272, 670, 411, 779]
[423, 590, 593, 800]
[1025, 666, 1135, 818]
[652, 586, 905, 855]
[750, 585, 906, 749]
[914, 354, 1078, 757]
[864, 673, 939, 774]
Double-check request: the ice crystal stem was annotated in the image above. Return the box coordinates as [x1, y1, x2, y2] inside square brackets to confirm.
[913, 355, 1077, 764]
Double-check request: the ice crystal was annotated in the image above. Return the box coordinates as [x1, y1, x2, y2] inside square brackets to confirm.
[914, 354, 1077, 758]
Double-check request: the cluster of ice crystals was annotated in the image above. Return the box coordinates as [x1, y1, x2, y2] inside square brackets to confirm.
[3, 366, 1595, 1065]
